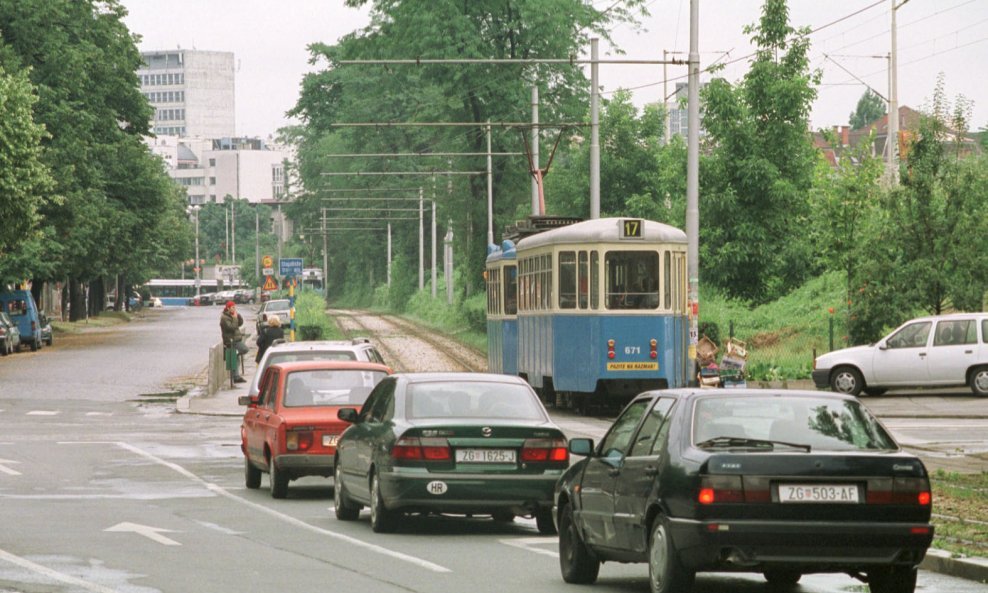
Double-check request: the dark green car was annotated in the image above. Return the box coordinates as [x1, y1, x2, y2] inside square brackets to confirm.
[333, 372, 567, 534]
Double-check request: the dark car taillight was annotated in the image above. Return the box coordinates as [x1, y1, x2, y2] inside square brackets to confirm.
[866, 477, 932, 505]
[392, 437, 451, 462]
[698, 475, 745, 504]
[286, 430, 313, 452]
[520, 438, 568, 463]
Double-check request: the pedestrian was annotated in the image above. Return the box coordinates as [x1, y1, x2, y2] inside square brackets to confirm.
[220, 300, 248, 383]
[255, 316, 284, 363]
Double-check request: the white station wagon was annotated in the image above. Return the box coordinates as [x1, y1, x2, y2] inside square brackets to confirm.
[813, 313, 988, 396]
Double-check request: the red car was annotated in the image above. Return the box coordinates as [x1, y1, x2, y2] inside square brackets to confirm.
[239, 360, 392, 498]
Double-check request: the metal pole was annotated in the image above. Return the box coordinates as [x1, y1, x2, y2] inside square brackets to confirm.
[888, 0, 900, 185]
[387, 222, 392, 286]
[664, 49, 670, 144]
[445, 220, 454, 305]
[231, 201, 236, 267]
[590, 38, 600, 219]
[419, 187, 424, 291]
[431, 193, 437, 298]
[323, 218, 329, 305]
[254, 208, 259, 288]
[487, 120, 494, 245]
[194, 207, 201, 298]
[686, 0, 701, 379]
[225, 205, 229, 262]
[531, 85, 540, 216]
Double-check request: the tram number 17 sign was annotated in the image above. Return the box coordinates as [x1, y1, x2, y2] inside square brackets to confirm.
[621, 219, 643, 239]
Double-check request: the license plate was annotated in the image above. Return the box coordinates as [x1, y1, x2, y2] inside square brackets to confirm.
[455, 448, 516, 463]
[778, 484, 859, 503]
[322, 435, 338, 447]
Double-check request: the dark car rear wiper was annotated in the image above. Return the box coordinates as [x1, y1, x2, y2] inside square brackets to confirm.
[695, 436, 811, 452]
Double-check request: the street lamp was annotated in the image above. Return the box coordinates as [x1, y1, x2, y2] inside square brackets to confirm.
[187, 205, 202, 298]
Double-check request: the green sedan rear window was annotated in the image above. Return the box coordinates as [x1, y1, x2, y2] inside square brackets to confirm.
[406, 382, 546, 420]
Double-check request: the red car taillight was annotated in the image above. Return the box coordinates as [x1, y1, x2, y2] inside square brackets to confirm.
[866, 477, 932, 505]
[392, 437, 451, 462]
[520, 438, 568, 463]
[286, 431, 313, 451]
[698, 475, 744, 504]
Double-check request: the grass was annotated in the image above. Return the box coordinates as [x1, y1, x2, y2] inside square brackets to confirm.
[51, 311, 132, 334]
[930, 470, 988, 558]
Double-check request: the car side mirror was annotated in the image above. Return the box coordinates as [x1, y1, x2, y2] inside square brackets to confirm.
[338, 407, 359, 423]
[877, 339, 888, 350]
[569, 438, 595, 456]
[238, 395, 259, 407]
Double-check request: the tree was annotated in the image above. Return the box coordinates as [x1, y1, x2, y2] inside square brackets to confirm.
[699, 0, 821, 303]
[849, 89, 886, 130]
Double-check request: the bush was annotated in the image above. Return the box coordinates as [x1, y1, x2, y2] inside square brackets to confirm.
[292, 291, 342, 341]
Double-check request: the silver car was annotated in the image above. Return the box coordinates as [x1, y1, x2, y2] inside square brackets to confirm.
[247, 338, 388, 398]
[255, 299, 292, 335]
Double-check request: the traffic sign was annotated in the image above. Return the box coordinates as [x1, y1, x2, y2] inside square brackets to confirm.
[263, 275, 278, 291]
[262, 268, 274, 276]
[279, 258, 304, 277]
[262, 255, 274, 269]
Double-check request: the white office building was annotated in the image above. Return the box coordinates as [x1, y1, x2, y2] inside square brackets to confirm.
[138, 50, 235, 139]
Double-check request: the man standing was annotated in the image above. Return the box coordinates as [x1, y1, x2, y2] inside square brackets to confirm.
[220, 301, 248, 383]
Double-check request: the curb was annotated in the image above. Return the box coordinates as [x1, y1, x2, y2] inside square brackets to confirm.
[921, 548, 988, 583]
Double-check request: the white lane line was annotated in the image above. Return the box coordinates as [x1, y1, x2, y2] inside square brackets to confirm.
[0, 458, 22, 476]
[27, 410, 59, 416]
[0, 549, 121, 593]
[500, 537, 559, 558]
[59, 441, 451, 574]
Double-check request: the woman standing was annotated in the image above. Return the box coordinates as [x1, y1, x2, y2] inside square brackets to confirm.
[255, 316, 285, 363]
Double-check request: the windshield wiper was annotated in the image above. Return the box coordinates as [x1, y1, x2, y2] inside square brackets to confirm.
[696, 436, 811, 452]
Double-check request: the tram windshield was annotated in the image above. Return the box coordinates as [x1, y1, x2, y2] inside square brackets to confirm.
[606, 251, 659, 310]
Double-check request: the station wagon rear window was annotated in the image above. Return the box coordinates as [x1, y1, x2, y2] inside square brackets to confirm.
[406, 382, 546, 421]
[282, 369, 388, 407]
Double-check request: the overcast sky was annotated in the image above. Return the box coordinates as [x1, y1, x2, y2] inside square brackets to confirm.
[122, 0, 988, 139]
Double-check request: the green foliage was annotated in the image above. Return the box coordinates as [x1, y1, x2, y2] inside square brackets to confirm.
[292, 290, 343, 341]
[849, 89, 886, 130]
[700, 0, 821, 304]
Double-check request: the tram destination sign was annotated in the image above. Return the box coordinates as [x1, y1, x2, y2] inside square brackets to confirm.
[279, 257, 304, 277]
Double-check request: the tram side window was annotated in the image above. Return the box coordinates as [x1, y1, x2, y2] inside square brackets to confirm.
[664, 251, 672, 309]
[504, 265, 517, 315]
[606, 251, 660, 310]
[578, 251, 589, 309]
[590, 251, 600, 310]
[559, 252, 577, 309]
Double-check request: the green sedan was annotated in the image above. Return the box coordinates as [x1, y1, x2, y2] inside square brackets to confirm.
[333, 372, 568, 534]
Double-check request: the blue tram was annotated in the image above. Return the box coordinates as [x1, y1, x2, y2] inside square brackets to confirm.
[485, 241, 518, 376]
[486, 217, 689, 407]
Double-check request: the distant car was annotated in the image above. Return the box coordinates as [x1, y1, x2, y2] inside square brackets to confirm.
[239, 360, 392, 498]
[234, 288, 255, 304]
[333, 372, 567, 534]
[214, 289, 238, 305]
[255, 299, 292, 335]
[813, 312, 988, 396]
[555, 388, 933, 593]
[248, 338, 387, 399]
[0, 311, 21, 356]
[191, 292, 215, 306]
[148, 297, 163, 308]
[260, 290, 272, 303]
[38, 313, 53, 347]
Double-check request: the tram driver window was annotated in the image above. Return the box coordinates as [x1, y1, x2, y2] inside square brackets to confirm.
[504, 265, 517, 315]
[606, 251, 660, 310]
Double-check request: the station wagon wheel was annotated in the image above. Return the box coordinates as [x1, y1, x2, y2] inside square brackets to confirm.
[269, 457, 288, 499]
[334, 463, 360, 521]
[970, 366, 988, 396]
[868, 566, 917, 593]
[830, 367, 864, 396]
[369, 470, 396, 533]
[558, 504, 599, 584]
[648, 517, 694, 593]
[535, 509, 557, 535]
[244, 457, 261, 489]
[763, 569, 801, 587]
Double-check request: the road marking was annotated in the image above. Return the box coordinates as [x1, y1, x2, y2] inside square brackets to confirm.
[60, 441, 451, 574]
[500, 537, 559, 558]
[0, 548, 121, 593]
[86, 412, 114, 416]
[0, 458, 22, 476]
[27, 410, 59, 416]
[105, 522, 181, 546]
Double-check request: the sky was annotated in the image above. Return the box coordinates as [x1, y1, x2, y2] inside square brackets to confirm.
[121, 0, 988, 139]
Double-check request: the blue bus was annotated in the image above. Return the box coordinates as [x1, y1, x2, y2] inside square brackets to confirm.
[144, 279, 219, 306]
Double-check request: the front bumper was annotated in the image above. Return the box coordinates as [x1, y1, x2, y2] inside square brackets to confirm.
[380, 468, 561, 515]
[668, 516, 933, 572]
[811, 369, 831, 389]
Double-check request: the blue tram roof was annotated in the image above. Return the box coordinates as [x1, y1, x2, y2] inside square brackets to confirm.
[515, 217, 686, 250]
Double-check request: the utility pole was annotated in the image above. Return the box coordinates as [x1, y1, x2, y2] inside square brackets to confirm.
[419, 187, 425, 291]
[686, 0, 700, 379]
[888, 0, 908, 185]
[531, 85, 540, 216]
[431, 181, 437, 298]
[590, 38, 600, 219]
[487, 120, 494, 245]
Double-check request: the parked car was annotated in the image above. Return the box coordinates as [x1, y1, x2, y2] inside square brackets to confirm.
[0, 290, 43, 351]
[333, 372, 567, 534]
[234, 288, 255, 304]
[255, 298, 292, 335]
[555, 388, 932, 593]
[38, 313, 53, 347]
[191, 292, 215, 306]
[813, 312, 988, 396]
[248, 338, 387, 400]
[0, 311, 21, 356]
[214, 289, 238, 305]
[239, 360, 391, 498]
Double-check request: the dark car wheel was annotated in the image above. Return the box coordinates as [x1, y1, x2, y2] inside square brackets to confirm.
[970, 366, 988, 396]
[869, 566, 917, 593]
[764, 569, 801, 587]
[245, 457, 261, 489]
[334, 463, 360, 520]
[536, 508, 557, 535]
[269, 457, 288, 499]
[648, 516, 694, 593]
[830, 366, 864, 396]
[558, 504, 599, 584]
[369, 470, 396, 533]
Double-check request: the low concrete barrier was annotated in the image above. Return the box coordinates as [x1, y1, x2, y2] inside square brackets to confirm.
[207, 342, 226, 396]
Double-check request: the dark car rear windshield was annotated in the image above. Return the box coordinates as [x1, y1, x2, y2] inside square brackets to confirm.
[283, 369, 388, 407]
[406, 382, 546, 421]
[693, 395, 897, 451]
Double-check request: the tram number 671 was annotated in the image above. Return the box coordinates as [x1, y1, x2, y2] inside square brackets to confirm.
[625, 346, 641, 355]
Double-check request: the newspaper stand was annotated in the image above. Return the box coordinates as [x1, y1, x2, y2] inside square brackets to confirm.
[719, 338, 748, 389]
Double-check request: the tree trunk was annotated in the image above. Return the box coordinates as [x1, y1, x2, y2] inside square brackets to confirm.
[69, 278, 86, 322]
